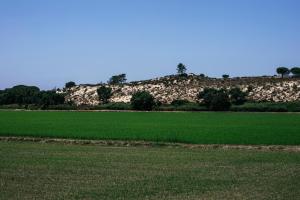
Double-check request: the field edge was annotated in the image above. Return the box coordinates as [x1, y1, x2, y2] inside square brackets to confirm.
[1, 136, 299, 152]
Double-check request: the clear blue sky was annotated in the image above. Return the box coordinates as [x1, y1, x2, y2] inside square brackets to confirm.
[0, 0, 299, 89]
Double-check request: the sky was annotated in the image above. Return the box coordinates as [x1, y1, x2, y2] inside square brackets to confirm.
[0, 0, 300, 90]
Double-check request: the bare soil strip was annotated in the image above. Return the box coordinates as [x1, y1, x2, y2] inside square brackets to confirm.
[1, 136, 299, 152]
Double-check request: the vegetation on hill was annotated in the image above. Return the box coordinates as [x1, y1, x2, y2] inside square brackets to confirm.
[108, 73, 127, 84]
[130, 91, 155, 111]
[65, 81, 76, 88]
[176, 63, 187, 75]
[276, 66, 300, 78]
[97, 86, 112, 104]
[1, 65, 300, 111]
[291, 67, 300, 77]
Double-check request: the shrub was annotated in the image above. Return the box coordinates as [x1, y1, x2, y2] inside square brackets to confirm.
[247, 85, 253, 92]
[171, 99, 190, 106]
[97, 86, 112, 104]
[230, 102, 288, 112]
[131, 91, 155, 111]
[198, 88, 231, 111]
[229, 87, 247, 105]
[95, 102, 131, 110]
[65, 81, 76, 88]
[46, 104, 77, 110]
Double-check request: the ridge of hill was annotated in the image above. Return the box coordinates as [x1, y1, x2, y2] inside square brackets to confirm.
[64, 74, 300, 105]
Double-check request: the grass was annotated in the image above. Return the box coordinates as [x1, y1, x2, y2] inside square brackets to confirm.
[0, 110, 300, 145]
[0, 111, 300, 145]
[0, 141, 299, 199]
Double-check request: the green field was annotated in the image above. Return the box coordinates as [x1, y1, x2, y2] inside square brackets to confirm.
[0, 141, 299, 200]
[0, 111, 300, 145]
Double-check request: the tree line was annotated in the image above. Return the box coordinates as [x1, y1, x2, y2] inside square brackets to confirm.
[276, 67, 300, 78]
[0, 85, 65, 108]
[1, 63, 299, 110]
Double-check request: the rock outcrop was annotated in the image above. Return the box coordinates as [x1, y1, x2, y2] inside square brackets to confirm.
[62, 75, 300, 105]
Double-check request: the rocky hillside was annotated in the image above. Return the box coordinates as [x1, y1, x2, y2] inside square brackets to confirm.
[63, 75, 300, 106]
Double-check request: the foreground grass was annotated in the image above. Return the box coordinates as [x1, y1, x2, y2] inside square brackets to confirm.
[0, 111, 300, 145]
[0, 141, 299, 199]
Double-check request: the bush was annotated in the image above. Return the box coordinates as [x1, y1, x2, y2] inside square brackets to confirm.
[131, 91, 155, 111]
[229, 87, 247, 105]
[171, 99, 190, 106]
[65, 81, 76, 88]
[230, 102, 288, 112]
[95, 102, 131, 110]
[97, 86, 112, 104]
[198, 88, 231, 111]
[0, 104, 25, 109]
[46, 104, 77, 110]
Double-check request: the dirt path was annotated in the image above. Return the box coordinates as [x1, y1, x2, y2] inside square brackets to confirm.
[1, 136, 299, 152]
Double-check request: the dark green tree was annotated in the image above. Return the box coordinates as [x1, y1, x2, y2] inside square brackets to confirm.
[290, 67, 300, 77]
[197, 88, 231, 111]
[229, 87, 247, 105]
[65, 81, 76, 88]
[108, 74, 127, 84]
[37, 91, 65, 108]
[97, 86, 112, 104]
[131, 91, 155, 111]
[6, 85, 40, 105]
[222, 74, 229, 79]
[177, 63, 187, 75]
[276, 67, 289, 78]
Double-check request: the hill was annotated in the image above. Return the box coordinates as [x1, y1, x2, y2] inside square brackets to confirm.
[64, 74, 300, 105]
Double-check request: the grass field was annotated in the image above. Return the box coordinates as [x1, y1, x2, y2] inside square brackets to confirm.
[0, 110, 300, 145]
[0, 141, 299, 200]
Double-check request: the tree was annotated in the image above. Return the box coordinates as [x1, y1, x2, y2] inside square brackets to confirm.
[0, 85, 65, 108]
[65, 81, 76, 88]
[177, 63, 187, 75]
[37, 91, 65, 107]
[108, 74, 127, 84]
[222, 74, 229, 79]
[276, 67, 289, 78]
[229, 87, 247, 105]
[131, 91, 155, 111]
[290, 67, 300, 77]
[199, 73, 205, 78]
[97, 86, 112, 104]
[5, 85, 40, 105]
[197, 88, 231, 111]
